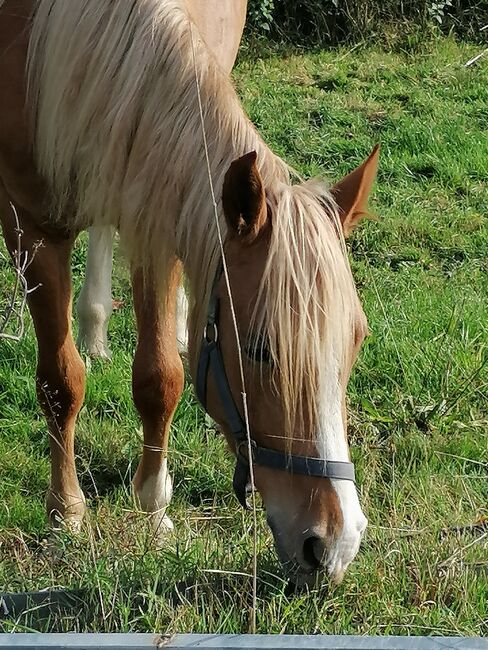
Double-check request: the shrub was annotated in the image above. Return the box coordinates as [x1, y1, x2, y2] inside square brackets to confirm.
[246, 0, 488, 43]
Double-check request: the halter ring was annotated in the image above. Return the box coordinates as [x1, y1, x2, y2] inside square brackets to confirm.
[204, 322, 218, 343]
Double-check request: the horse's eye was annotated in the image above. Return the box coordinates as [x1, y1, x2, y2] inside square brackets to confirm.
[245, 334, 272, 364]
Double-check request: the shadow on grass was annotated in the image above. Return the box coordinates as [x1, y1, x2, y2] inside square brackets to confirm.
[0, 556, 330, 632]
[78, 465, 128, 499]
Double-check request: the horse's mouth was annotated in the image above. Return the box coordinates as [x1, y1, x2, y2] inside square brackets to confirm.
[274, 545, 324, 586]
[284, 563, 346, 589]
[274, 541, 347, 588]
[288, 568, 322, 587]
[268, 517, 347, 587]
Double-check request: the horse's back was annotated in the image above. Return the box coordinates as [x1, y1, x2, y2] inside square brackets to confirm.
[0, 0, 45, 215]
[186, 0, 247, 74]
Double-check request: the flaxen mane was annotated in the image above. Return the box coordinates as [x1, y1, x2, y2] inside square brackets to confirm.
[27, 0, 358, 435]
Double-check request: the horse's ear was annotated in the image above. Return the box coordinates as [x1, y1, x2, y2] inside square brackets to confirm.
[223, 151, 267, 243]
[331, 144, 380, 237]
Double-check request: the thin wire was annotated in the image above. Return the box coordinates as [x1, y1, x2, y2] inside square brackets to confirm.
[189, 23, 258, 634]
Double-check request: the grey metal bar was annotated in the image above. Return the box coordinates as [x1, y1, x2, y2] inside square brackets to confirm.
[0, 634, 487, 649]
[171, 636, 487, 649]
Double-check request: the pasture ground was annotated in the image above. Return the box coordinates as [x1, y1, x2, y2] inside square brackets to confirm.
[0, 37, 487, 635]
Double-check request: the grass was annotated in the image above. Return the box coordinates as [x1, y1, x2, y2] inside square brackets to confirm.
[0, 36, 487, 635]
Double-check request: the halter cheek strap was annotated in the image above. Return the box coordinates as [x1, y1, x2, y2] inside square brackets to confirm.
[195, 265, 356, 510]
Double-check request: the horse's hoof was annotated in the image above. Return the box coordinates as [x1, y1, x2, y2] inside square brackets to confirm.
[79, 340, 112, 362]
[160, 514, 174, 531]
[46, 490, 86, 533]
[92, 343, 112, 360]
[150, 513, 174, 548]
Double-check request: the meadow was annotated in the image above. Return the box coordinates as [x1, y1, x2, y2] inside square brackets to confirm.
[0, 36, 487, 635]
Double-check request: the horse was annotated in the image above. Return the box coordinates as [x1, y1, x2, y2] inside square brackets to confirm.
[75, 1, 247, 361]
[0, 0, 379, 586]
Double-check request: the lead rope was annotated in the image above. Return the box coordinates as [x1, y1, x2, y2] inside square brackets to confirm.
[189, 24, 258, 634]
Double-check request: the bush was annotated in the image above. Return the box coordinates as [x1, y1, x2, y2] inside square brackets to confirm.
[246, 0, 488, 43]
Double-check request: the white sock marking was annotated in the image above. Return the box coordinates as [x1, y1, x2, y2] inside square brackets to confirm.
[135, 459, 174, 537]
[176, 284, 188, 354]
[77, 225, 114, 359]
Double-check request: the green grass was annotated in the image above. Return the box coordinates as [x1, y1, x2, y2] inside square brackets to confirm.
[0, 37, 487, 635]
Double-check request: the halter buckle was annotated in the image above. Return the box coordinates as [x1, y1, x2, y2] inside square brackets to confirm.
[236, 438, 256, 463]
[203, 322, 218, 343]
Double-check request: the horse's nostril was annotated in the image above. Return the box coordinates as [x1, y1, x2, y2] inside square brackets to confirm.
[302, 535, 323, 570]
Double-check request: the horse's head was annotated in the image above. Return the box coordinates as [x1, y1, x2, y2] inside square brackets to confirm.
[199, 146, 379, 585]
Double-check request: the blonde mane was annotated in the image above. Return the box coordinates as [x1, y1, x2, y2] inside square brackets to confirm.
[27, 0, 358, 435]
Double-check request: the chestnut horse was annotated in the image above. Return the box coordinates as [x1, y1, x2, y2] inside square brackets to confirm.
[0, 0, 378, 585]
[75, 1, 247, 360]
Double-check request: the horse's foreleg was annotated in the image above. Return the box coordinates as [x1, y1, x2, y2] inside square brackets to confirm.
[176, 283, 188, 355]
[131, 262, 184, 541]
[77, 225, 114, 360]
[0, 202, 86, 530]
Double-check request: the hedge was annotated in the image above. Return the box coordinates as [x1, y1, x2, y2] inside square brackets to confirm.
[247, 0, 488, 43]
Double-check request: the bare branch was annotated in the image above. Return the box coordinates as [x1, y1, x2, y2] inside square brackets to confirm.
[0, 202, 43, 340]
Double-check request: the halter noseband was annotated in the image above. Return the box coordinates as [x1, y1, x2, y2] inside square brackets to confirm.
[195, 264, 355, 509]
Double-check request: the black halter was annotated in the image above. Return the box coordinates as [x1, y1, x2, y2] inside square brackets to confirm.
[195, 264, 355, 509]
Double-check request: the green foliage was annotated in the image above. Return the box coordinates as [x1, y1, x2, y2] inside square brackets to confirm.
[247, 0, 488, 43]
[248, 0, 275, 31]
[429, 0, 454, 25]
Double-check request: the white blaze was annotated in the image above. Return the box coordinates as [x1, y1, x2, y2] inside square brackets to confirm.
[316, 361, 367, 580]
